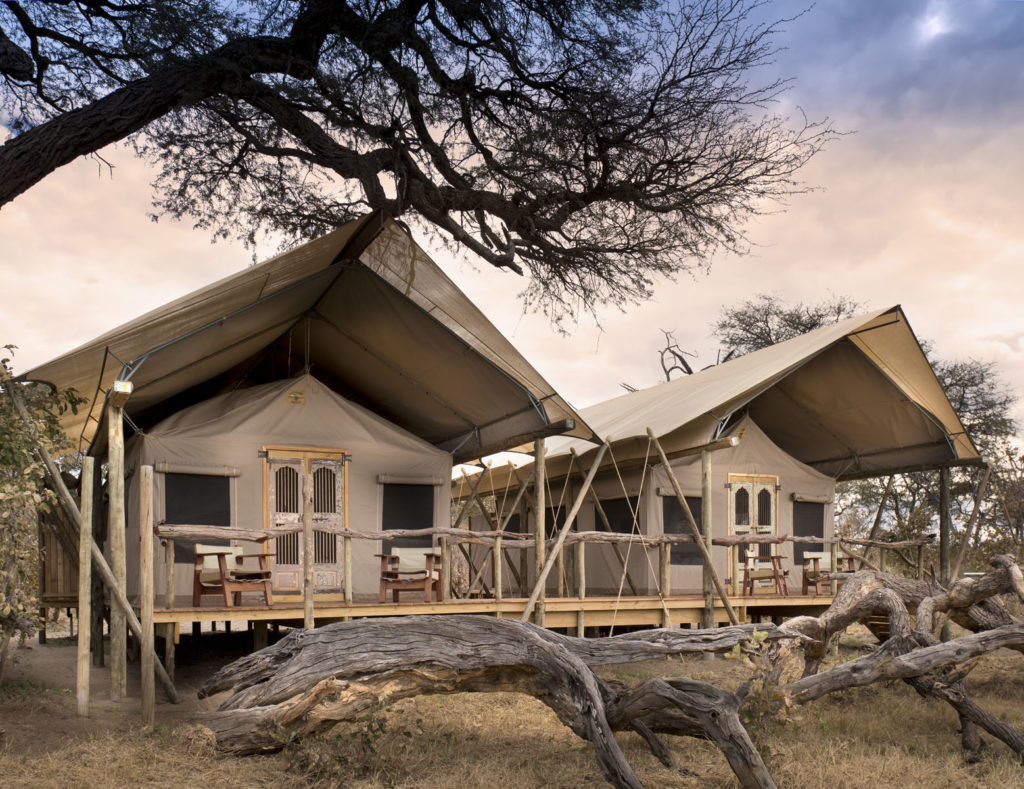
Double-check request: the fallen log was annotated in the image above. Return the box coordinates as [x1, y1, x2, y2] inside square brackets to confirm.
[196, 616, 781, 788]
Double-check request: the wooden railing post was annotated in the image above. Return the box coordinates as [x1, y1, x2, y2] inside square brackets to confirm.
[303, 473, 315, 629]
[659, 542, 671, 629]
[492, 532, 503, 604]
[701, 449, 714, 629]
[140, 465, 155, 727]
[533, 439, 547, 626]
[76, 457, 94, 717]
[343, 531, 353, 605]
[575, 540, 586, 637]
[830, 540, 839, 596]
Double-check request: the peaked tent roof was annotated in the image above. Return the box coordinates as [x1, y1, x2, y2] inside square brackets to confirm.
[472, 306, 980, 493]
[561, 305, 979, 478]
[22, 213, 592, 462]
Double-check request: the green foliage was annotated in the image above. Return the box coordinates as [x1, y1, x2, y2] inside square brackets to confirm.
[0, 346, 80, 654]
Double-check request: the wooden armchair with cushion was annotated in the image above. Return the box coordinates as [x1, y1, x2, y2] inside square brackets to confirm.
[192, 542, 273, 607]
[802, 550, 853, 595]
[741, 544, 789, 597]
[376, 547, 444, 603]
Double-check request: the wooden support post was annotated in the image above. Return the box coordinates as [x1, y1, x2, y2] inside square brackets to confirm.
[76, 457, 94, 717]
[522, 443, 607, 624]
[162, 536, 175, 681]
[829, 540, 839, 596]
[519, 497, 529, 596]
[90, 462, 104, 669]
[555, 542, 565, 598]
[139, 465, 155, 727]
[492, 532, 503, 603]
[164, 539, 175, 608]
[659, 542, 671, 629]
[533, 439, 547, 626]
[106, 388, 129, 702]
[951, 465, 992, 581]
[342, 531, 353, 605]
[648, 429, 739, 626]
[939, 464, 952, 642]
[701, 449, 714, 630]
[302, 472, 314, 630]
[939, 465, 951, 586]
[253, 621, 268, 651]
[440, 536, 451, 599]
[575, 541, 586, 637]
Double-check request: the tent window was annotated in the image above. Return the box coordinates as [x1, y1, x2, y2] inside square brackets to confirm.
[757, 489, 773, 527]
[313, 467, 337, 514]
[383, 483, 434, 552]
[602, 496, 640, 534]
[504, 513, 521, 534]
[663, 496, 703, 565]
[793, 501, 826, 566]
[734, 488, 750, 527]
[275, 467, 300, 514]
[165, 473, 230, 562]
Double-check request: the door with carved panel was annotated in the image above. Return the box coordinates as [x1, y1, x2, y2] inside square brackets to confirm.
[728, 474, 778, 592]
[265, 448, 348, 598]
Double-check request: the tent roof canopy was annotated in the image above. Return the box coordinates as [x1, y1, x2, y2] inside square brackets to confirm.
[534, 306, 980, 484]
[22, 212, 591, 462]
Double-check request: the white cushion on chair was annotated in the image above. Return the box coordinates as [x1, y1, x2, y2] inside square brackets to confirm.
[196, 544, 240, 584]
[802, 551, 831, 572]
[391, 547, 440, 578]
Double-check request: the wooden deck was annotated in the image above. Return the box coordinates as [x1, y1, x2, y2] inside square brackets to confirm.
[149, 593, 834, 631]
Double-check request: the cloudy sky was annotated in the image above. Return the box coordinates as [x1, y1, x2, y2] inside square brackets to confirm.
[3, 0, 1024, 428]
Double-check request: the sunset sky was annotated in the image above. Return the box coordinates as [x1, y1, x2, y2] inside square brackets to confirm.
[3, 1, 1024, 430]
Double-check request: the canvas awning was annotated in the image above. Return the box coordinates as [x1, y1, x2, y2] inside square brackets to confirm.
[470, 306, 981, 493]
[21, 212, 592, 462]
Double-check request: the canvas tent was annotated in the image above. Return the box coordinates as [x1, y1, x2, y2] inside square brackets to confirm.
[467, 306, 981, 597]
[22, 211, 592, 605]
[23, 211, 591, 461]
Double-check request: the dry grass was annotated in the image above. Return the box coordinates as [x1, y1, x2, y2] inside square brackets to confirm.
[3, 641, 1024, 788]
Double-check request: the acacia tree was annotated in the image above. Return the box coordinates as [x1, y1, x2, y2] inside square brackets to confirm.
[709, 294, 1019, 570]
[0, 0, 832, 313]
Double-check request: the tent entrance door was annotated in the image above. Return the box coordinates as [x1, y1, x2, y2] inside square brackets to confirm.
[265, 447, 349, 599]
[727, 474, 778, 594]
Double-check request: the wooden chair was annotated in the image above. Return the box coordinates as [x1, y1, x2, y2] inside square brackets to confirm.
[192, 542, 273, 607]
[742, 545, 789, 596]
[802, 551, 853, 595]
[376, 547, 444, 603]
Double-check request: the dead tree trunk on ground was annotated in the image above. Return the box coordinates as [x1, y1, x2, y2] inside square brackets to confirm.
[196, 618, 792, 788]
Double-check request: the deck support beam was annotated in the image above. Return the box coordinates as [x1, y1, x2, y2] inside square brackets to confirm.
[140, 465, 155, 727]
[533, 439, 547, 626]
[76, 458, 94, 717]
[701, 449, 714, 630]
[106, 386, 130, 701]
[303, 473, 314, 630]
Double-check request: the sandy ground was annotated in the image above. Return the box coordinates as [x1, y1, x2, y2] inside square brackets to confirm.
[1, 612, 251, 757]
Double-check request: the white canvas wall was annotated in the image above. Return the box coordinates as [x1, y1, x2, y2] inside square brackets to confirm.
[123, 373, 451, 600]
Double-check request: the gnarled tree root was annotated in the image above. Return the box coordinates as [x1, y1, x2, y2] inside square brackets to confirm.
[195, 616, 782, 789]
